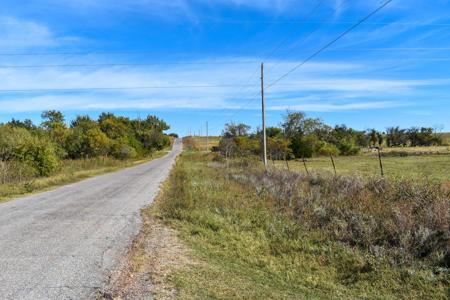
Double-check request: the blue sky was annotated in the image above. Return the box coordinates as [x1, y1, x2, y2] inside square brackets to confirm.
[0, 0, 449, 135]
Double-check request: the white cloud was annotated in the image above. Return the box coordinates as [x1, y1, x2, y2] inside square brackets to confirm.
[0, 57, 444, 114]
[268, 101, 402, 112]
[0, 16, 80, 50]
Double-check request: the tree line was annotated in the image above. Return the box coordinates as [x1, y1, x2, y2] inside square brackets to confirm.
[218, 111, 444, 161]
[0, 111, 171, 178]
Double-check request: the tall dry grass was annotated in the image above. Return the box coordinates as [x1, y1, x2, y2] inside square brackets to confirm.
[228, 160, 450, 267]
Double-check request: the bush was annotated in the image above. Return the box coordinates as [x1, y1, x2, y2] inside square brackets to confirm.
[230, 166, 450, 266]
[337, 139, 360, 156]
[0, 126, 59, 176]
[24, 137, 60, 176]
[314, 141, 340, 156]
[111, 143, 138, 160]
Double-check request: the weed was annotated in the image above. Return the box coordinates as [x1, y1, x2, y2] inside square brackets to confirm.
[154, 152, 450, 299]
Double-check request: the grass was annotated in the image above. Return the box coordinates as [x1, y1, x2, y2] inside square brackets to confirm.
[0, 149, 170, 203]
[440, 132, 450, 144]
[274, 154, 450, 182]
[367, 146, 450, 155]
[152, 152, 450, 299]
[184, 136, 220, 151]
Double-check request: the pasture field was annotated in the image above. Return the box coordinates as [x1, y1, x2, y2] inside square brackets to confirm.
[274, 154, 450, 182]
[184, 136, 220, 151]
[365, 145, 450, 155]
[187, 137, 450, 181]
[145, 152, 450, 299]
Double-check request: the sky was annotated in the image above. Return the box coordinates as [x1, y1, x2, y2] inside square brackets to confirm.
[0, 0, 449, 136]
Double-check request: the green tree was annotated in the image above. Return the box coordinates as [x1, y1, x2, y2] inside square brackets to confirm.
[222, 123, 251, 138]
[41, 110, 66, 131]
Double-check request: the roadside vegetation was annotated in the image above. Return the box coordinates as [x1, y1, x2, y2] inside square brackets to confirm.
[272, 155, 450, 181]
[216, 111, 446, 162]
[149, 151, 449, 299]
[0, 111, 172, 201]
[212, 111, 449, 181]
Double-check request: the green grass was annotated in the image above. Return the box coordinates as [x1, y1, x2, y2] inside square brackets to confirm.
[154, 152, 450, 299]
[273, 154, 450, 182]
[0, 149, 170, 203]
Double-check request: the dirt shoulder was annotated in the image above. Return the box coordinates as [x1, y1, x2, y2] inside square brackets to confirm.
[98, 207, 191, 300]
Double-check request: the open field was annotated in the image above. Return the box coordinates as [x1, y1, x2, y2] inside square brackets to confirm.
[0, 149, 171, 203]
[135, 151, 450, 299]
[184, 136, 220, 151]
[274, 154, 450, 182]
[363, 145, 450, 155]
[187, 136, 450, 181]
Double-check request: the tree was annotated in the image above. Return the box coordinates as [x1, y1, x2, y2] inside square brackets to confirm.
[222, 123, 251, 138]
[98, 113, 131, 140]
[41, 110, 66, 131]
[377, 132, 383, 147]
[369, 129, 377, 147]
[266, 127, 282, 138]
[267, 137, 292, 163]
[218, 138, 236, 167]
[386, 127, 407, 147]
[85, 128, 111, 157]
[281, 111, 306, 138]
[8, 119, 36, 131]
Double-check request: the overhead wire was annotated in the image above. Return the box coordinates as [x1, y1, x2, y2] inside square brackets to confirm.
[208, 0, 394, 134]
[0, 84, 261, 93]
[0, 61, 260, 69]
[266, 0, 394, 90]
[207, 0, 327, 133]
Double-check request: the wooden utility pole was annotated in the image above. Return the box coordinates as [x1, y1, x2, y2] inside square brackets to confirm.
[261, 62, 268, 167]
[206, 121, 209, 152]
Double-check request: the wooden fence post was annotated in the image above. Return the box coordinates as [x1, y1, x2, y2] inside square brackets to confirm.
[377, 147, 384, 177]
[330, 154, 337, 175]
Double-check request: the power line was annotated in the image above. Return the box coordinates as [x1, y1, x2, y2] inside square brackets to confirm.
[208, 0, 393, 134]
[265, 0, 349, 75]
[0, 50, 182, 56]
[0, 46, 448, 58]
[207, 0, 327, 132]
[0, 61, 259, 69]
[267, 0, 394, 89]
[176, 20, 450, 27]
[0, 84, 260, 93]
[263, 0, 326, 61]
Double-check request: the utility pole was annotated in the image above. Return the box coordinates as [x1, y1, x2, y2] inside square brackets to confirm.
[206, 121, 209, 152]
[261, 62, 268, 167]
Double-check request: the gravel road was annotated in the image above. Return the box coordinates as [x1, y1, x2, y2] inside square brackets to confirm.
[0, 139, 182, 299]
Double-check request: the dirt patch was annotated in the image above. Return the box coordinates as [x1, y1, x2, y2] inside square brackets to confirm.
[97, 209, 191, 300]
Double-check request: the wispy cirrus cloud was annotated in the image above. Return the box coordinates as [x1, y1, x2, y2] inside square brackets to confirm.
[0, 57, 445, 114]
[0, 16, 81, 50]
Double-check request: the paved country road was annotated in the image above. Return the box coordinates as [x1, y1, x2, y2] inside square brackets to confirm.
[0, 139, 182, 300]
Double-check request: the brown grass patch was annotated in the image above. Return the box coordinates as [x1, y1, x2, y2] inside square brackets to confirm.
[97, 209, 192, 300]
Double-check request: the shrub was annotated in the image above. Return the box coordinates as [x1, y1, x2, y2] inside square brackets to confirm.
[314, 141, 340, 156]
[0, 126, 59, 176]
[337, 139, 360, 156]
[229, 165, 450, 266]
[111, 143, 138, 160]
